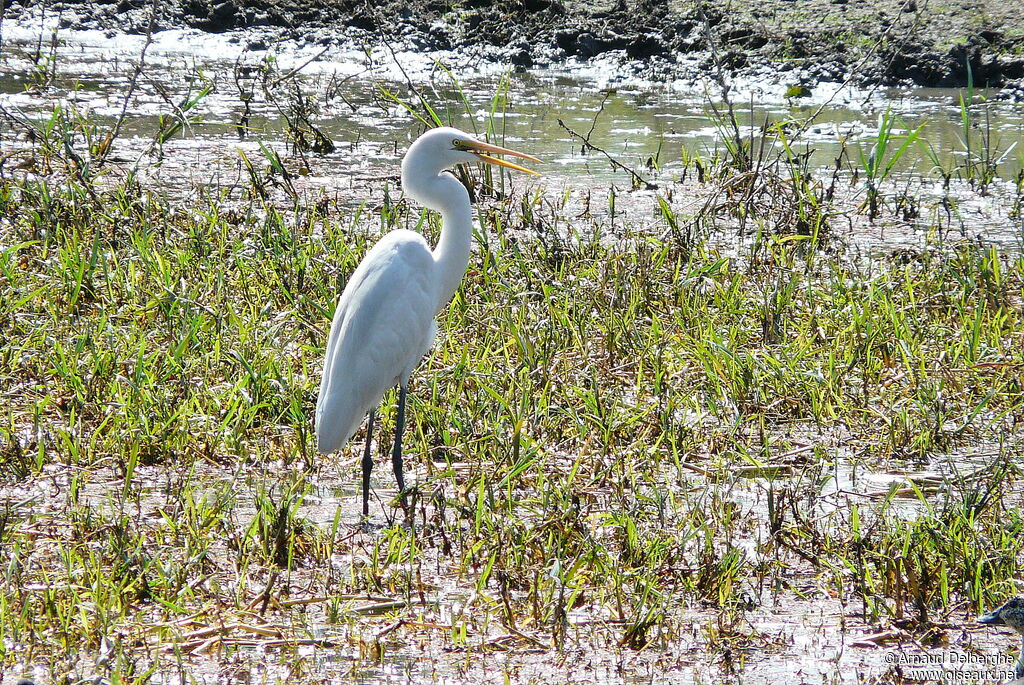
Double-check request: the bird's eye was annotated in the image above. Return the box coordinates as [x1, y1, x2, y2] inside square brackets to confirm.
[452, 139, 468, 151]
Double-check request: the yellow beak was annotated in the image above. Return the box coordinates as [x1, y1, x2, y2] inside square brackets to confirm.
[460, 139, 540, 175]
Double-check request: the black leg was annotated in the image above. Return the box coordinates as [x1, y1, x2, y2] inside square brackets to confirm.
[362, 407, 375, 518]
[392, 384, 408, 510]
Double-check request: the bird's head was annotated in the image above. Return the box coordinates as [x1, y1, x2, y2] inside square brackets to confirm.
[403, 126, 539, 180]
[979, 596, 1024, 632]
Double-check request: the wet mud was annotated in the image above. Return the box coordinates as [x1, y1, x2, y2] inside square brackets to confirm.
[4, 0, 1024, 91]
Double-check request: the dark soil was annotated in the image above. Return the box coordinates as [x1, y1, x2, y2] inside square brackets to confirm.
[4, 0, 1024, 89]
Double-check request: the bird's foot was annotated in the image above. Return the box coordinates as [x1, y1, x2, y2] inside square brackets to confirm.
[353, 514, 383, 534]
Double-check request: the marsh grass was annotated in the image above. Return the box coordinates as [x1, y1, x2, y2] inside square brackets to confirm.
[1, 58, 1024, 685]
[856, 107, 924, 221]
[2, 146, 1023, 681]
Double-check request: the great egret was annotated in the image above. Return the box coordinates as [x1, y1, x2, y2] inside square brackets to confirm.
[315, 126, 539, 517]
[979, 595, 1024, 681]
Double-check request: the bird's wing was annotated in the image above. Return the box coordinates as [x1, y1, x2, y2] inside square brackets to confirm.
[315, 230, 439, 454]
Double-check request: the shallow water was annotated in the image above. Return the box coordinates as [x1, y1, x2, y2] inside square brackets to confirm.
[2, 18, 1022, 254]
[4, 22, 1024, 685]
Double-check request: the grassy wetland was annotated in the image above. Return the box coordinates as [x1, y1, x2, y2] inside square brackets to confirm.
[2, 10, 1024, 685]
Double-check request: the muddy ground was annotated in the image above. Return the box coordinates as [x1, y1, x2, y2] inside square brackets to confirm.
[3, 0, 1024, 90]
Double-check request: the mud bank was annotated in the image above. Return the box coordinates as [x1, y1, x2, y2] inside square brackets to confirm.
[4, 0, 1024, 91]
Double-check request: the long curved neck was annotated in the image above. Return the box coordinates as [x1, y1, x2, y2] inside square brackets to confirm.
[402, 169, 473, 312]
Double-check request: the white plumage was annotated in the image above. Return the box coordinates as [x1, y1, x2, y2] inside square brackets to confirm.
[315, 127, 539, 516]
[316, 233, 438, 453]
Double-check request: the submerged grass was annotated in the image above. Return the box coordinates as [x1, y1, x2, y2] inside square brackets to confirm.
[1, 142, 1023, 681]
[1, 40, 1023, 682]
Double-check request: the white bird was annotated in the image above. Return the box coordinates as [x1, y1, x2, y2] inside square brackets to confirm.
[315, 126, 539, 517]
